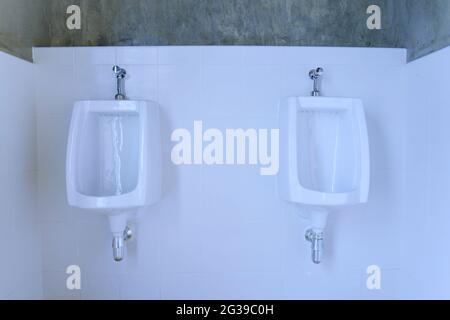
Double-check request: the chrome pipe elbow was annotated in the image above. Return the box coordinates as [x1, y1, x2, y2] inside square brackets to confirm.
[111, 226, 132, 262]
[112, 235, 125, 261]
[305, 229, 324, 264]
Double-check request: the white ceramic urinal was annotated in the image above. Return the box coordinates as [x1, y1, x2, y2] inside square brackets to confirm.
[278, 96, 370, 264]
[66, 100, 161, 261]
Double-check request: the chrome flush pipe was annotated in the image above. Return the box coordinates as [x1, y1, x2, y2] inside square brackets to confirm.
[309, 67, 324, 97]
[305, 229, 324, 264]
[113, 65, 127, 100]
[112, 226, 132, 262]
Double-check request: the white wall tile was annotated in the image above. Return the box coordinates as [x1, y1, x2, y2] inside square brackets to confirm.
[242, 47, 406, 67]
[117, 46, 157, 65]
[161, 273, 209, 299]
[34, 46, 410, 300]
[0, 115, 37, 175]
[162, 272, 284, 299]
[81, 273, 120, 300]
[37, 115, 69, 174]
[202, 65, 247, 116]
[119, 273, 161, 299]
[282, 267, 362, 299]
[242, 46, 290, 66]
[35, 64, 75, 118]
[159, 221, 212, 274]
[41, 222, 79, 272]
[399, 45, 450, 299]
[42, 271, 80, 300]
[75, 47, 116, 65]
[203, 46, 244, 66]
[0, 51, 42, 299]
[122, 65, 157, 100]
[0, 191, 16, 298]
[158, 46, 202, 66]
[75, 64, 116, 100]
[241, 66, 283, 116]
[359, 268, 402, 300]
[158, 65, 203, 118]
[9, 171, 38, 227]
[5, 272, 43, 300]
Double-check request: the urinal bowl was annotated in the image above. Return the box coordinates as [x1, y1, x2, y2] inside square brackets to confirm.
[66, 100, 161, 261]
[278, 96, 370, 263]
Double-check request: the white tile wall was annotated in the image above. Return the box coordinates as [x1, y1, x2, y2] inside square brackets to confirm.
[34, 46, 407, 299]
[0, 51, 42, 299]
[400, 45, 450, 299]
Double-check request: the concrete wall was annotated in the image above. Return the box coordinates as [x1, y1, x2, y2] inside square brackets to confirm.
[0, 0, 48, 61]
[43, 0, 403, 48]
[2, 1, 450, 63]
[398, 0, 450, 61]
[41, 0, 450, 62]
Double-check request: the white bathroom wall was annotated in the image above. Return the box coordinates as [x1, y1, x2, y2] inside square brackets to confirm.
[34, 46, 406, 299]
[0, 51, 42, 299]
[400, 45, 450, 299]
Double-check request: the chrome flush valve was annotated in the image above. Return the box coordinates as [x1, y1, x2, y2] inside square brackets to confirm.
[309, 67, 324, 97]
[113, 65, 127, 100]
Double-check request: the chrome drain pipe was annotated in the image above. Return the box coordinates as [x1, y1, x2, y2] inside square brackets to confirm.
[305, 229, 324, 264]
[112, 226, 132, 262]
